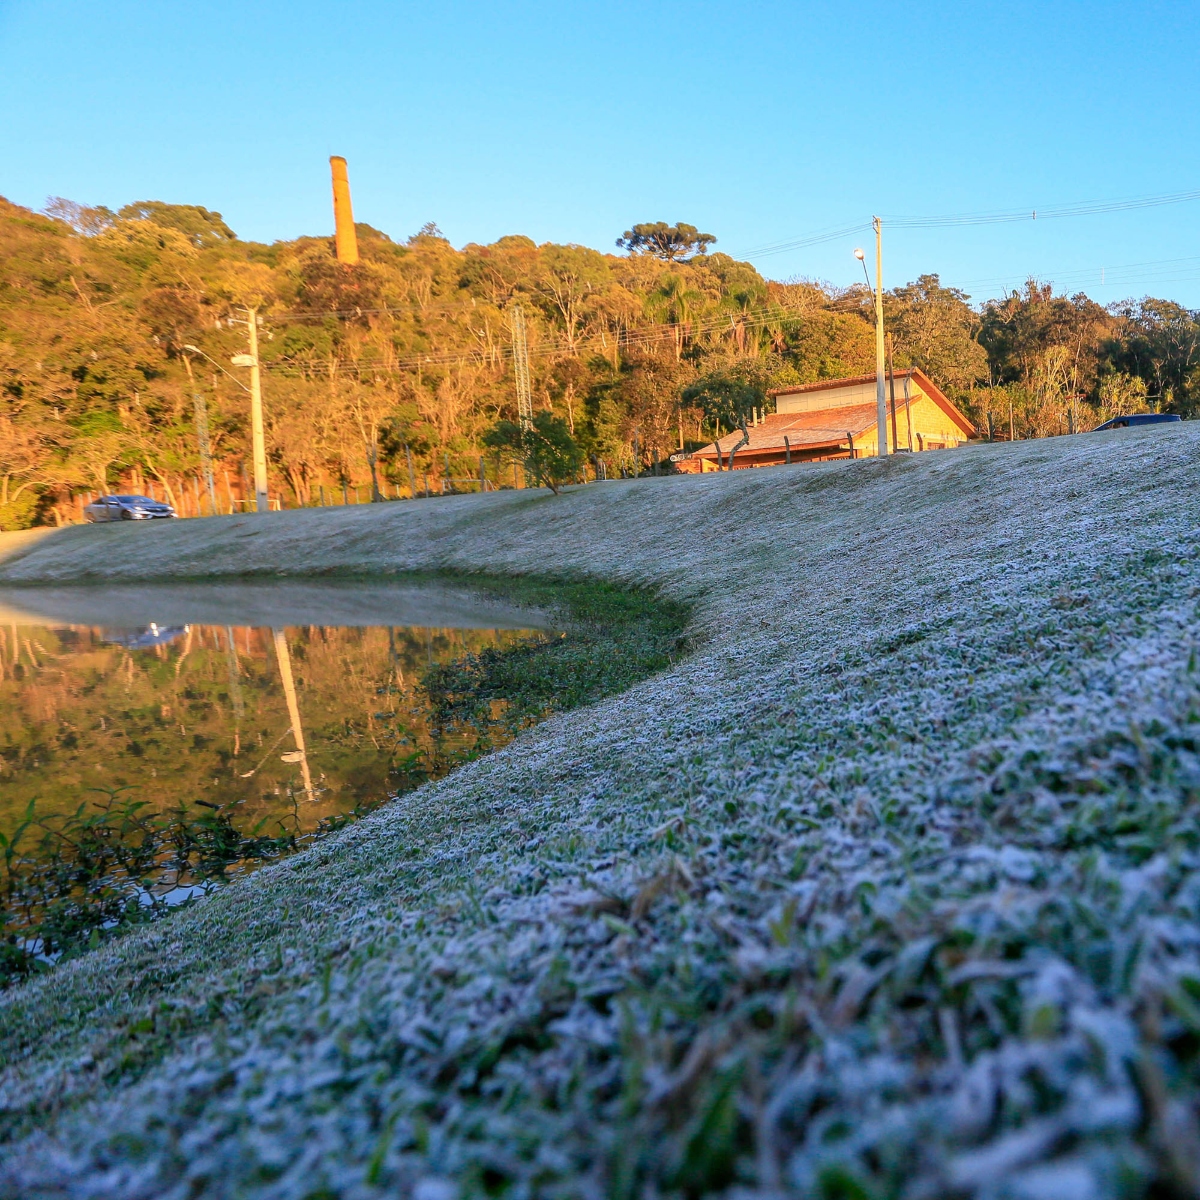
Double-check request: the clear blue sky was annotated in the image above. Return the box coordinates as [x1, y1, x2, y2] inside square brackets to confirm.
[2, 0, 1199, 305]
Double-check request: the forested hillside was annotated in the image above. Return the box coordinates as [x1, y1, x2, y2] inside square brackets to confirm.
[1, 194, 1197, 528]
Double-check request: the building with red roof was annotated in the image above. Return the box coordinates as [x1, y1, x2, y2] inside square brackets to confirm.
[674, 368, 974, 472]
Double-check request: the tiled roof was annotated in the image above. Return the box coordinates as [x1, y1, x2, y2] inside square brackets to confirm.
[769, 370, 919, 397]
[697, 405, 880, 456]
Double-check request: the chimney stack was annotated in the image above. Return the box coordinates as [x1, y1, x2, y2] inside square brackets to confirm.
[329, 156, 359, 265]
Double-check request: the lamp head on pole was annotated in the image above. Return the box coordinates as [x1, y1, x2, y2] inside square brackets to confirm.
[853, 248, 865, 261]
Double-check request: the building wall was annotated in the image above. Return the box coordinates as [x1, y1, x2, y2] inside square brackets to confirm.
[852, 394, 968, 455]
[776, 379, 891, 414]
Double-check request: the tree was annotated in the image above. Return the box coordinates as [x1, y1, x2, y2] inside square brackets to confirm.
[1105, 298, 1200, 414]
[535, 245, 611, 353]
[44, 197, 115, 236]
[611, 350, 694, 468]
[648, 273, 704, 360]
[772, 310, 875, 382]
[485, 411, 583, 494]
[616, 222, 716, 262]
[116, 202, 237, 247]
[0, 413, 50, 529]
[887, 274, 988, 394]
[69, 410, 130, 493]
[980, 281, 1113, 397]
[682, 366, 767, 468]
[1097, 371, 1150, 421]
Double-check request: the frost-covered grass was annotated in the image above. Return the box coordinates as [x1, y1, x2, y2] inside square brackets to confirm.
[2, 427, 1200, 1198]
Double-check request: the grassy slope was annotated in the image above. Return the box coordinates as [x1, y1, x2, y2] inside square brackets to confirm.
[1, 430, 1199, 1198]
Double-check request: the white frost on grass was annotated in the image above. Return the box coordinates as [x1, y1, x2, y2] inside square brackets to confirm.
[2, 426, 1200, 1198]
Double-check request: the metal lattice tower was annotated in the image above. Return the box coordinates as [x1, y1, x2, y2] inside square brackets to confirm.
[510, 305, 533, 431]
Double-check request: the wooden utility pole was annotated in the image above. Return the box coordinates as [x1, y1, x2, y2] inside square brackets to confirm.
[886, 335, 900, 453]
[873, 218, 888, 455]
[903, 374, 915, 451]
[239, 310, 270, 513]
[855, 229, 888, 455]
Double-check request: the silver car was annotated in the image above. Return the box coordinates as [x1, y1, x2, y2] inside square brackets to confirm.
[83, 494, 178, 522]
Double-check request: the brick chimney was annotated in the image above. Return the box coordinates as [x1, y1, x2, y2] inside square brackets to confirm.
[329, 156, 359, 265]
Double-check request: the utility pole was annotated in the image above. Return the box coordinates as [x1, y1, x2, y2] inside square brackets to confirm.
[510, 305, 533, 431]
[886, 334, 900, 454]
[873, 217, 888, 455]
[232, 309, 270, 513]
[903, 374, 915, 451]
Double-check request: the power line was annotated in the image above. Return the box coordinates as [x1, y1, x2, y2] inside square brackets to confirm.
[945, 253, 1200, 298]
[732, 186, 1200, 263]
[886, 187, 1200, 228]
[732, 222, 872, 260]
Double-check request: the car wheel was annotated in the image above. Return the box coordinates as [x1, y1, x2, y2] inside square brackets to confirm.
[120, 509, 134, 520]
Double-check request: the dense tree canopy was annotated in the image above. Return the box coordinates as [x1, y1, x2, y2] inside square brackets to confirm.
[616, 222, 716, 261]
[0, 192, 1196, 529]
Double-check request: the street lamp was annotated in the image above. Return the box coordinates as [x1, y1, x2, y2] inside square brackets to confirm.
[854, 223, 888, 456]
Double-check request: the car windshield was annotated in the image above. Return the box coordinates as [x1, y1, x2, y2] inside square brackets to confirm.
[113, 495, 157, 503]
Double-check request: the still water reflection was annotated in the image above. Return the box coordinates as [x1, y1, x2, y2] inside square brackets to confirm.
[0, 581, 553, 834]
[0, 582, 554, 974]
[0, 619, 543, 836]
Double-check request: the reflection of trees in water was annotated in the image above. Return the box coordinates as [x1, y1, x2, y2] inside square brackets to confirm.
[0, 622, 540, 839]
[0, 620, 544, 984]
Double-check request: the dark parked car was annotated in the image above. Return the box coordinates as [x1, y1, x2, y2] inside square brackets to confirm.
[1092, 413, 1182, 431]
[83, 494, 177, 522]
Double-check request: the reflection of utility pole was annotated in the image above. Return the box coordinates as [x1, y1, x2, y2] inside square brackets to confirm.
[272, 628, 314, 801]
[223, 626, 244, 758]
[182, 355, 217, 513]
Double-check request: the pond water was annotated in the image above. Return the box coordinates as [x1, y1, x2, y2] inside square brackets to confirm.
[0, 580, 556, 975]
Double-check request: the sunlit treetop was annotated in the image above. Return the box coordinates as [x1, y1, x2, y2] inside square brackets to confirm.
[616, 221, 716, 262]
